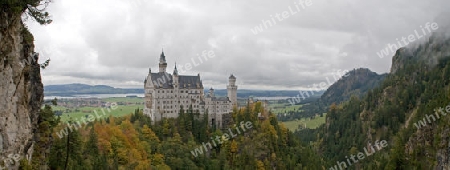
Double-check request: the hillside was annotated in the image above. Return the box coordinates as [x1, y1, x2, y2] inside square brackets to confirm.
[281, 68, 386, 121]
[312, 32, 450, 169]
[47, 101, 325, 169]
[319, 68, 387, 106]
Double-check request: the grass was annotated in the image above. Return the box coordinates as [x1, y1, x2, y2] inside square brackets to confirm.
[57, 105, 142, 122]
[269, 103, 303, 114]
[281, 113, 327, 131]
[53, 97, 144, 122]
[102, 97, 144, 103]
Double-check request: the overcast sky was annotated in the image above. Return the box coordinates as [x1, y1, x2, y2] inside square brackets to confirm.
[26, 0, 450, 90]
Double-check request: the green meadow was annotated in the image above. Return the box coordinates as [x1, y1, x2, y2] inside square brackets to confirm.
[269, 103, 303, 114]
[281, 113, 327, 131]
[53, 97, 144, 122]
[102, 97, 144, 103]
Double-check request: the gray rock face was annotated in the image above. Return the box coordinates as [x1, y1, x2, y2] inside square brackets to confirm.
[390, 32, 450, 74]
[0, 10, 44, 169]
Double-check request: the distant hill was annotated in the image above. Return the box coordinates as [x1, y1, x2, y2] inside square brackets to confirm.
[319, 68, 387, 106]
[280, 68, 386, 120]
[210, 89, 319, 98]
[44, 83, 143, 96]
[44, 83, 309, 98]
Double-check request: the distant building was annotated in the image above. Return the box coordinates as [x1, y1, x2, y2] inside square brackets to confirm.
[143, 51, 237, 128]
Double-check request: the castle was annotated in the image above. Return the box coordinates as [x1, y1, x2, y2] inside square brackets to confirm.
[144, 51, 237, 128]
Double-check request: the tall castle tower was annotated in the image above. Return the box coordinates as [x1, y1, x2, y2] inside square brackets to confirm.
[227, 74, 238, 107]
[159, 50, 167, 73]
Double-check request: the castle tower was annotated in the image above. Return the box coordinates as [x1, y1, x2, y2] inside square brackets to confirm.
[173, 64, 179, 88]
[144, 68, 155, 122]
[227, 74, 238, 106]
[159, 50, 167, 73]
[209, 87, 215, 97]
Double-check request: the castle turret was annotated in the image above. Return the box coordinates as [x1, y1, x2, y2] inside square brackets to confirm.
[159, 50, 167, 73]
[144, 68, 154, 121]
[209, 87, 215, 97]
[173, 64, 179, 87]
[227, 74, 238, 106]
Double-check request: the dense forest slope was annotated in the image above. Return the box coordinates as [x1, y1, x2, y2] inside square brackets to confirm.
[313, 32, 450, 169]
[319, 68, 387, 106]
[285, 68, 386, 120]
[47, 102, 325, 169]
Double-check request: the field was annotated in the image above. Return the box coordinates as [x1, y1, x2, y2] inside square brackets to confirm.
[281, 113, 327, 131]
[53, 97, 144, 122]
[102, 97, 144, 103]
[268, 103, 303, 114]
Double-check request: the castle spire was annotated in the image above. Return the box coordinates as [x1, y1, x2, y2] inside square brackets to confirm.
[173, 62, 178, 75]
[159, 49, 167, 73]
[160, 49, 166, 63]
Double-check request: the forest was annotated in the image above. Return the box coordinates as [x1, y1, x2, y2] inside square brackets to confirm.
[24, 101, 325, 169]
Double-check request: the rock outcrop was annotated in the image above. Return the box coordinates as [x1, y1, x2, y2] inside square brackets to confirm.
[0, 9, 44, 169]
[390, 32, 450, 74]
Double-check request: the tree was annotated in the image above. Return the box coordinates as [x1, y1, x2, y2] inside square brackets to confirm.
[2, 0, 52, 25]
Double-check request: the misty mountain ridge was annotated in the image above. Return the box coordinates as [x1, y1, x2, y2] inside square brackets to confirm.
[298, 32, 450, 169]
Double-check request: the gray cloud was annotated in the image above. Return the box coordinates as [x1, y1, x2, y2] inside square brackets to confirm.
[27, 0, 450, 90]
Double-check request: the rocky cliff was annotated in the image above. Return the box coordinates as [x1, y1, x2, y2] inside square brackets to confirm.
[0, 9, 44, 169]
[391, 32, 450, 74]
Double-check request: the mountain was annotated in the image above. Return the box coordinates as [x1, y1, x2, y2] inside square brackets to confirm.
[211, 89, 320, 98]
[319, 68, 387, 106]
[280, 68, 386, 121]
[44, 83, 144, 96]
[307, 32, 450, 169]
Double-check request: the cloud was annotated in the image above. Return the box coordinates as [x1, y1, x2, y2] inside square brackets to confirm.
[26, 0, 450, 90]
